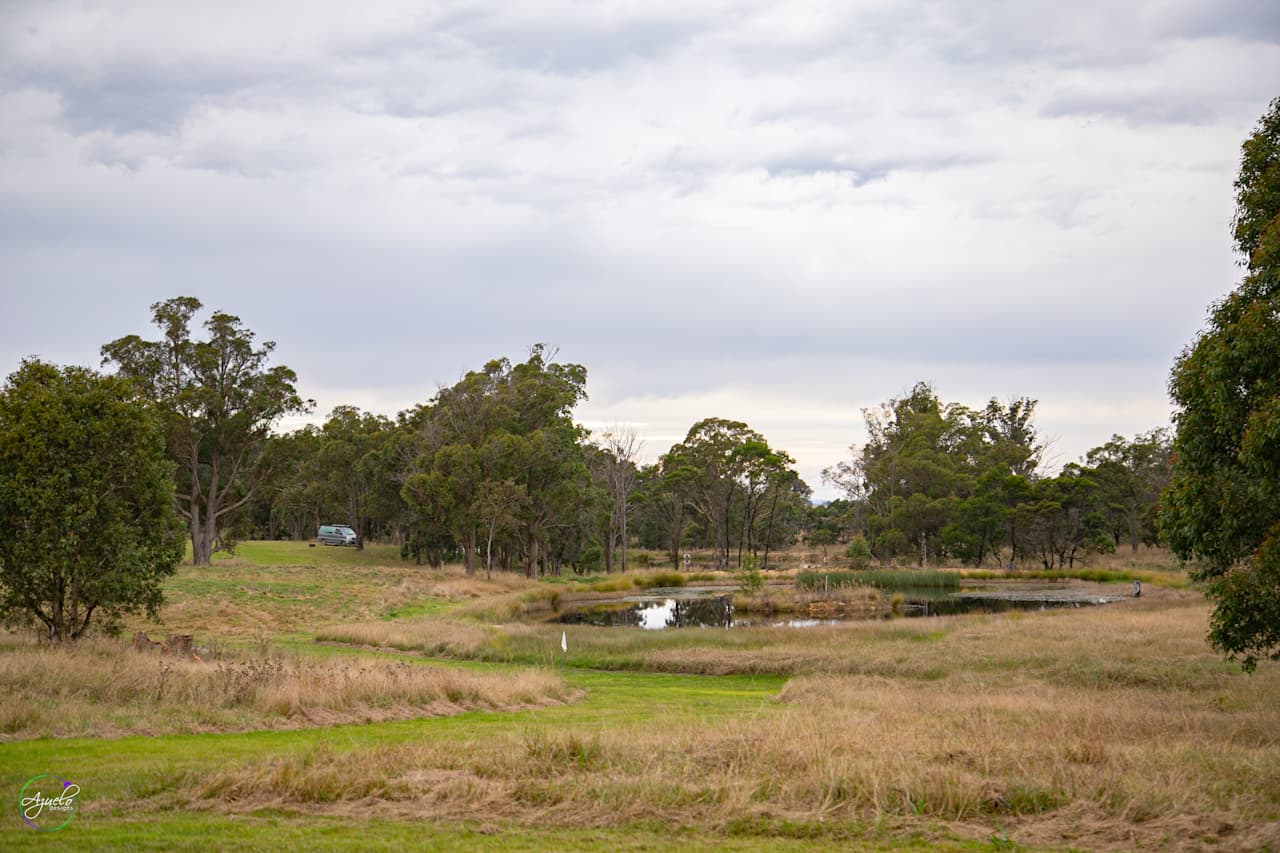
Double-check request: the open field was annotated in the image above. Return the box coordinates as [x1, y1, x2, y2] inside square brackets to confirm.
[3, 543, 1277, 851]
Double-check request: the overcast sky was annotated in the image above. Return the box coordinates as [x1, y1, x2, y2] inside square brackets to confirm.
[3, 1, 1278, 498]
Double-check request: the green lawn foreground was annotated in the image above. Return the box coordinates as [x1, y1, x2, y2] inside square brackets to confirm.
[1, 666, 985, 851]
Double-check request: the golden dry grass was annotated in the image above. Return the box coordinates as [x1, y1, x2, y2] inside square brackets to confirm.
[196, 595, 1280, 851]
[0, 636, 576, 740]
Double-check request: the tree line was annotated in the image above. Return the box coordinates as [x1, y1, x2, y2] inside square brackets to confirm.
[819, 383, 1172, 571]
[91, 295, 1174, 578]
[234, 348, 813, 577]
[0, 296, 1176, 641]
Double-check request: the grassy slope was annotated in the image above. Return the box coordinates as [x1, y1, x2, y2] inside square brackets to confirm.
[3, 543, 1276, 851]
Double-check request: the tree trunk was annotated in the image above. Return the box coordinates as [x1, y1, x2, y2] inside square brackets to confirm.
[188, 511, 209, 565]
[761, 487, 780, 570]
[462, 530, 476, 576]
[619, 498, 628, 572]
[485, 521, 495, 581]
[350, 493, 363, 551]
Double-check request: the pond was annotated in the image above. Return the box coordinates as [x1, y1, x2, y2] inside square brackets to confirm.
[554, 583, 1127, 630]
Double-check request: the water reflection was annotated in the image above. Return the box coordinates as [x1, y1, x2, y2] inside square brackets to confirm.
[555, 586, 1118, 630]
[558, 595, 734, 629]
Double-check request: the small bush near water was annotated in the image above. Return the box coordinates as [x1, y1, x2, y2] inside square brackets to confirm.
[634, 571, 687, 589]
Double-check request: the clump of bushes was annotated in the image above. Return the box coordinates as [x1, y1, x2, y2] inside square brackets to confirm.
[844, 535, 873, 569]
[634, 571, 687, 590]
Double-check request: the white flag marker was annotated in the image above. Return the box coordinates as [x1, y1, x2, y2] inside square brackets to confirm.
[561, 630, 568, 654]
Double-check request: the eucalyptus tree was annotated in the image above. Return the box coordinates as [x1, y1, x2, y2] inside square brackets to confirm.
[401, 345, 590, 577]
[1021, 464, 1112, 570]
[589, 427, 641, 572]
[656, 419, 804, 568]
[661, 419, 758, 568]
[101, 297, 310, 564]
[633, 461, 692, 569]
[1163, 96, 1280, 671]
[754, 465, 811, 569]
[312, 406, 395, 549]
[1085, 429, 1172, 553]
[824, 384, 1044, 567]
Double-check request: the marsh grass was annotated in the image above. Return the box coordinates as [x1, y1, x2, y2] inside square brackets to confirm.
[29, 544, 1276, 851]
[182, 621, 1280, 851]
[962, 567, 1189, 588]
[795, 570, 859, 590]
[0, 636, 574, 740]
[633, 571, 688, 589]
[855, 570, 962, 590]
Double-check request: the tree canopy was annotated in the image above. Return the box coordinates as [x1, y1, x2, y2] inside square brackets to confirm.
[401, 345, 592, 576]
[0, 360, 184, 641]
[101, 297, 310, 564]
[1162, 96, 1280, 672]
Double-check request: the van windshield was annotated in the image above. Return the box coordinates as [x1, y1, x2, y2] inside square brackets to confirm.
[336, 527, 355, 535]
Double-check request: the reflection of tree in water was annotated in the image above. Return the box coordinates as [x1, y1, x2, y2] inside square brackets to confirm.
[669, 595, 733, 628]
[560, 595, 733, 629]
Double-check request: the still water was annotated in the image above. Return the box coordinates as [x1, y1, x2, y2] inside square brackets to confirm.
[555, 585, 1122, 630]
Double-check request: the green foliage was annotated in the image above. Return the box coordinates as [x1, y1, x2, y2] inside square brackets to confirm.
[1085, 430, 1173, 552]
[657, 419, 808, 570]
[101, 297, 309, 564]
[634, 571, 687, 590]
[854, 570, 960, 590]
[823, 383, 1044, 568]
[843, 535, 872, 569]
[0, 360, 184, 641]
[794, 570, 858, 591]
[737, 554, 764, 594]
[578, 543, 604, 573]
[401, 345, 591, 578]
[1163, 96, 1280, 672]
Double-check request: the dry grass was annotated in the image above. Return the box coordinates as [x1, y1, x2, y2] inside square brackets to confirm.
[180, 652, 1280, 851]
[316, 618, 494, 658]
[227, 594, 1280, 850]
[0, 636, 575, 740]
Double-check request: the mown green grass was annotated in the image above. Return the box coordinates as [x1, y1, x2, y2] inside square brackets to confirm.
[206, 540, 406, 568]
[2, 665, 792, 850]
[0, 812, 986, 852]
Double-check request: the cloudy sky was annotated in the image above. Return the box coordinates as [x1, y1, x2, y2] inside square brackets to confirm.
[3, 1, 1278, 497]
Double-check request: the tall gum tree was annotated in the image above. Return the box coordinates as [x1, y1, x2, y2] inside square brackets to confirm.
[402, 345, 589, 577]
[102, 297, 310, 565]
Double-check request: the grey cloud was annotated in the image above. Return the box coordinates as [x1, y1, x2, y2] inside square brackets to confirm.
[1157, 0, 1280, 44]
[438, 10, 710, 74]
[1, 0, 1265, 495]
[762, 151, 994, 185]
